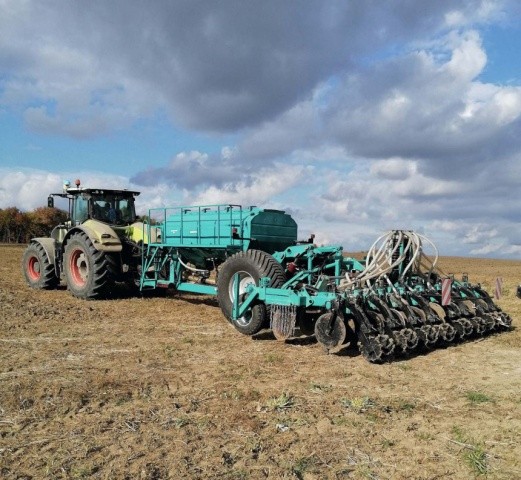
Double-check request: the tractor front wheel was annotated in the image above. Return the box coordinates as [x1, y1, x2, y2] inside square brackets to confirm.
[217, 250, 286, 335]
[64, 232, 117, 299]
[22, 242, 59, 289]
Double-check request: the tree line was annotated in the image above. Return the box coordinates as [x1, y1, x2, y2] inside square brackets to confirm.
[0, 207, 68, 244]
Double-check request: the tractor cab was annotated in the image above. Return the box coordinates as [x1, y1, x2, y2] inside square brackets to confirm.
[82, 192, 137, 226]
[48, 180, 140, 227]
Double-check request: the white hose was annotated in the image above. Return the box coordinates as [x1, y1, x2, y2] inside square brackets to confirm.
[177, 253, 208, 274]
[340, 230, 438, 291]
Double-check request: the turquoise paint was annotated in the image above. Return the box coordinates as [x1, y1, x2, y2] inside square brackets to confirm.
[139, 204, 298, 292]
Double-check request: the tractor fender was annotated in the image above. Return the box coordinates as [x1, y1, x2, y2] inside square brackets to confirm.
[63, 220, 122, 253]
[31, 237, 57, 269]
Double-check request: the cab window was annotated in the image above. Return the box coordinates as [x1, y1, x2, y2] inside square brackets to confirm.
[117, 198, 135, 223]
[73, 196, 89, 224]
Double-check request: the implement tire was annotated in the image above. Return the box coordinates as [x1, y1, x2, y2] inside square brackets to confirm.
[64, 231, 118, 299]
[22, 242, 59, 289]
[217, 250, 286, 335]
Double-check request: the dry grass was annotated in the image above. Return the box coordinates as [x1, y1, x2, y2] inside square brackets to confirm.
[1, 244, 520, 479]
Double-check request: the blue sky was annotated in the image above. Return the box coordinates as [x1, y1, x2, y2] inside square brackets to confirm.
[1, 1, 520, 258]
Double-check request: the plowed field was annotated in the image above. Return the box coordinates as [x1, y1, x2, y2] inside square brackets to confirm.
[1, 244, 520, 479]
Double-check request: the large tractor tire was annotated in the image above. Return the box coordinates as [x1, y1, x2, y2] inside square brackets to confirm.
[64, 231, 118, 299]
[217, 250, 286, 335]
[22, 242, 59, 289]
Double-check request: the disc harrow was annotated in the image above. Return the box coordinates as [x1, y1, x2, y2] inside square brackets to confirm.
[335, 231, 512, 361]
[228, 229, 513, 363]
[346, 285, 511, 362]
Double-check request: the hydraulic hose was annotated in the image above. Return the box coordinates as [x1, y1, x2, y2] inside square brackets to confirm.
[339, 230, 438, 291]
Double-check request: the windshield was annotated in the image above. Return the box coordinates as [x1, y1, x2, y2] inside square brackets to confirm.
[90, 194, 136, 225]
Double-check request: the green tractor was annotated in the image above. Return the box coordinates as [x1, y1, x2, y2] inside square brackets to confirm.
[21, 179, 148, 299]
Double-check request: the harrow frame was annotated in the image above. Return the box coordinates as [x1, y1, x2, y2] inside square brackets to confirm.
[229, 232, 512, 362]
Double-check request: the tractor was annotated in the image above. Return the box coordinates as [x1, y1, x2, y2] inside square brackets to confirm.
[22, 179, 147, 299]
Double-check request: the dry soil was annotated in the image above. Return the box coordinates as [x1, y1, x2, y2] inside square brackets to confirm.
[0, 245, 520, 479]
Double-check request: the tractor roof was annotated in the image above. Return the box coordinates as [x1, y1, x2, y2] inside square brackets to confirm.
[68, 188, 141, 196]
[51, 188, 141, 198]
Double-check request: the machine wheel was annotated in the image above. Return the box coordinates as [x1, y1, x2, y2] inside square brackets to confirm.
[314, 312, 346, 352]
[22, 242, 59, 289]
[64, 231, 118, 299]
[217, 250, 286, 335]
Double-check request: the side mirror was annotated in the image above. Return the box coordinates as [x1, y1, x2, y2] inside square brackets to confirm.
[47, 196, 54, 208]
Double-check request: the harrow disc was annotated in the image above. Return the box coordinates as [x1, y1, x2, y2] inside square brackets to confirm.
[429, 302, 446, 320]
[392, 330, 408, 353]
[418, 325, 439, 347]
[401, 328, 419, 350]
[357, 332, 396, 363]
[471, 316, 486, 335]
[314, 312, 346, 352]
[480, 314, 496, 331]
[376, 334, 395, 358]
[452, 318, 473, 338]
[358, 334, 383, 363]
[496, 312, 512, 329]
[438, 322, 456, 343]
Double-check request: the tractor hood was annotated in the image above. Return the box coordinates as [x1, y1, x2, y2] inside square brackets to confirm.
[80, 219, 123, 252]
[75, 220, 160, 252]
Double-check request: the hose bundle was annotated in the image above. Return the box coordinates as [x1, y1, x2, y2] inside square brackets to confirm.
[340, 230, 439, 291]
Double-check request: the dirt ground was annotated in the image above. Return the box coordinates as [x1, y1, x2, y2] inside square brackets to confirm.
[1, 244, 520, 479]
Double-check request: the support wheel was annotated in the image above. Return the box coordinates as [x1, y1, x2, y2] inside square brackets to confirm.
[64, 232, 118, 299]
[217, 250, 286, 335]
[22, 242, 59, 289]
[314, 312, 346, 352]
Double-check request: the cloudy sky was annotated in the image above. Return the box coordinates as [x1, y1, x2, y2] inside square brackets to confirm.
[1, 0, 520, 258]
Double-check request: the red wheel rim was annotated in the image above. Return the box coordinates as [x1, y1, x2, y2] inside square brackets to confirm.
[69, 247, 88, 287]
[27, 256, 41, 281]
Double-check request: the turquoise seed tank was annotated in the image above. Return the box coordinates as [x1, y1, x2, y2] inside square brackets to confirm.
[139, 204, 297, 292]
[158, 204, 297, 261]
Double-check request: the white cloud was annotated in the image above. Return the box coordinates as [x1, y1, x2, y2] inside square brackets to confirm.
[190, 163, 312, 206]
[391, 173, 464, 197]
[0, 169, 62, 210]
[370, 158, 416, 180]
[326, 29, 521, 169]
[1, 162, 519, 258]
[0, 168, 137, 210]
[443, 30, 487, 81]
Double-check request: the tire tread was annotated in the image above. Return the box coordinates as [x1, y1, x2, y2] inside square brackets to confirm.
[65, 231, 118, 299]
[22, 241, 59, 290]
[216, 249, 286, 335]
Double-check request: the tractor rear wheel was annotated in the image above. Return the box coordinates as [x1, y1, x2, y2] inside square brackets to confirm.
[22, 242, 59, 289]
[217, 250, 286, 335]
[64, 231, 118, 299]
